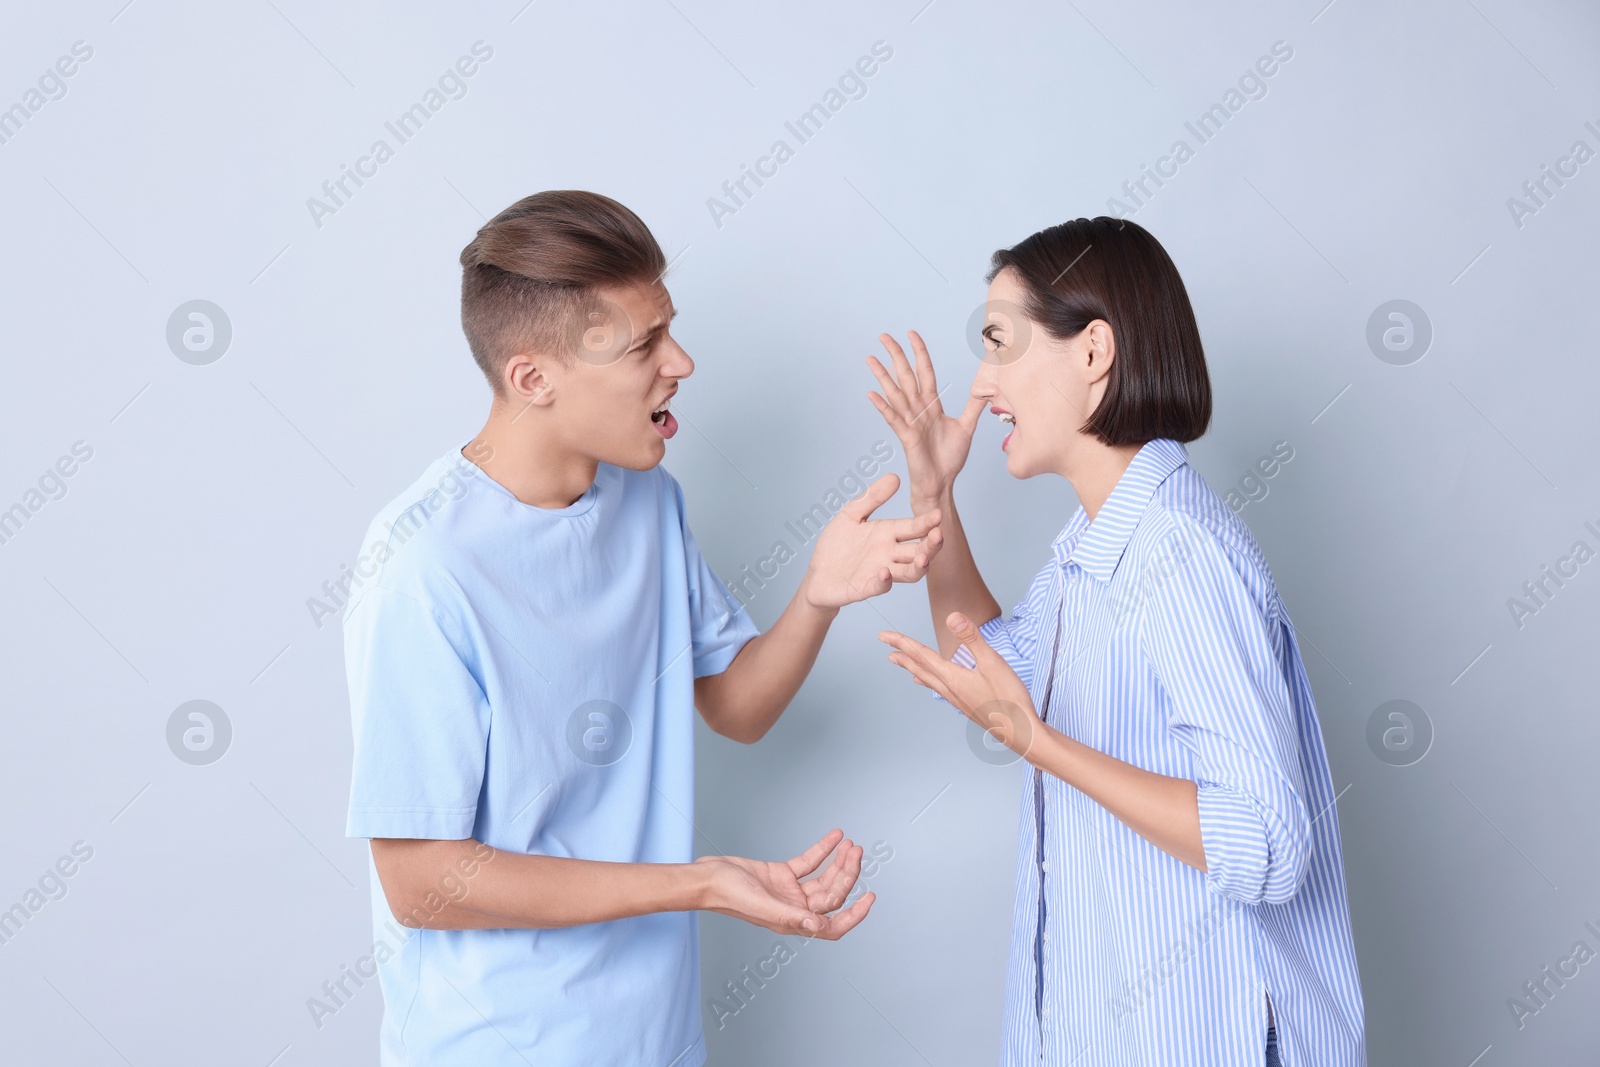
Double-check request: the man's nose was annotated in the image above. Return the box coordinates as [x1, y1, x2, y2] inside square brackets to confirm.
[664, 340, 694, 380]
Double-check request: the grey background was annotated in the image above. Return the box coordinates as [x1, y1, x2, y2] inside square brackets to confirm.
[2, 0, 1596, 1063]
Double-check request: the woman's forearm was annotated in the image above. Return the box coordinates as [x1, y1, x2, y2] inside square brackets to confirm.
[1028, 723, 1208, 873]
[914, 486, 1001, 659]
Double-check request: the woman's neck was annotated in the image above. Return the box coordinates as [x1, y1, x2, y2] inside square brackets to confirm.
[1059, 438, 1144, 521]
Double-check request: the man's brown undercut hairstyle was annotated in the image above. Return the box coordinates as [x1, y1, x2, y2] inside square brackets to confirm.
[459, 190, 667, 392]
[987, 217, 1211, 445]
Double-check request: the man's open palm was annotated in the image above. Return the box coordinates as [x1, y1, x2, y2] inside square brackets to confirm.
[697, 829, 875, 940]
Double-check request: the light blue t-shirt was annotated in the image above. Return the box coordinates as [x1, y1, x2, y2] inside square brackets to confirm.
[343, 438, 759, 1067]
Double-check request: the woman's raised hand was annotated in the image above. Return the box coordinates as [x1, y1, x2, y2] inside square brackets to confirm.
[866, 330, 986, 505]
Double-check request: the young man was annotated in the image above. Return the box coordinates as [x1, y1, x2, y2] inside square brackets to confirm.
[342, 190, 942, 1066]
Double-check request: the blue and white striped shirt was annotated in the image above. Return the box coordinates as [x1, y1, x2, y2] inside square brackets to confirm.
[950, 438, 1364, 1066]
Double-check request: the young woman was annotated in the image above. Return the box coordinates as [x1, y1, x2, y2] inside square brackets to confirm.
[869, 217, 1364, 1066]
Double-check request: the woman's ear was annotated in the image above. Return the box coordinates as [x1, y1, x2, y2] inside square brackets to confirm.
[1083, 319, 1116, 383]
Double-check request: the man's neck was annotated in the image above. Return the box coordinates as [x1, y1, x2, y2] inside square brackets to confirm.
[466, 408, 598, 510]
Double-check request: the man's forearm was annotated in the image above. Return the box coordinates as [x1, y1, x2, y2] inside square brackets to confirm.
[913, 486, 1000, 659]
[694, 584, 837, 743]
[373, 838, 712, 931]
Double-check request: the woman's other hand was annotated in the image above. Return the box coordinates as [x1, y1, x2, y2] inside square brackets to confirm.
[878, 611, 1044, 759]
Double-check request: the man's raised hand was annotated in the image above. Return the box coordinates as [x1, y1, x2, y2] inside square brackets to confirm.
[802, 472, 943, 610]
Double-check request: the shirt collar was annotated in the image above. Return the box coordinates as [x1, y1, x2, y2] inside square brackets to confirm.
[1052, 438, 1189, 582]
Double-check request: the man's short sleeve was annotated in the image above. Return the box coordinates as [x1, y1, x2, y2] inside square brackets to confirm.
[684, 524, 760, 677]
[344, 585, 492, 840]
[669, 478, 759, 678]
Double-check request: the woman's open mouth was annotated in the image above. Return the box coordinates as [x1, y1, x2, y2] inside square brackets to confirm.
[993, 406, 1015, 452]
[651, 395, 678, 439]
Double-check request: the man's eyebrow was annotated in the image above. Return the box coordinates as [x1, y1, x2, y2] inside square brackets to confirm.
[643, 307, 678, 335]
[632, 307, 677, 346]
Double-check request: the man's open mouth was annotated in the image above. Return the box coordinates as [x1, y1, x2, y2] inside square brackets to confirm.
[651, 395, 678, 439]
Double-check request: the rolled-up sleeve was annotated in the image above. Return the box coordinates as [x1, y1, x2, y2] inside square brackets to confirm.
[1139, 519, 1311, 906]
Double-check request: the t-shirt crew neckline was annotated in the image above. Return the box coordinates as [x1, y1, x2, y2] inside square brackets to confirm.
[458, 436, 601, 519]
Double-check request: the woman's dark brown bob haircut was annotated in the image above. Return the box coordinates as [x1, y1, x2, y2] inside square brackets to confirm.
[987, 217, 1211, 446]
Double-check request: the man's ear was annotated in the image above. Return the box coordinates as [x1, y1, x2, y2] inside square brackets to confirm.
[503, 351, 557, 407]
[1082, 319, 1116, 385]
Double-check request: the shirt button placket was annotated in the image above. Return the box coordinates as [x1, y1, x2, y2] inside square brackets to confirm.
[1033, 579, 1068, 1065]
